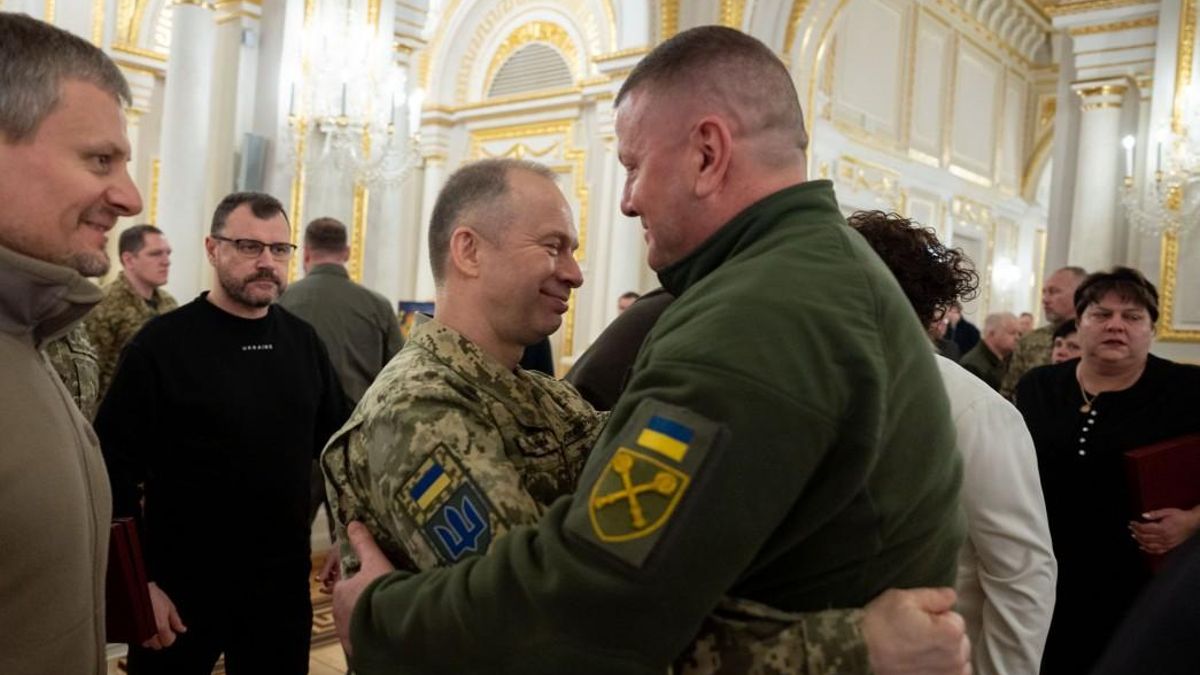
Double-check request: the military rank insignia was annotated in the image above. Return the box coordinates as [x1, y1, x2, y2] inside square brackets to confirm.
[566, 399, 721, 569]
[400, 446, 500, 565]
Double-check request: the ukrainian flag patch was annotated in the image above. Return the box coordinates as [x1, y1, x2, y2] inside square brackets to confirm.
[564, 398, 724, 570]
[637, 415, 695, 462]
[398, 446, 505, 566]
[409, 459, 452, 510]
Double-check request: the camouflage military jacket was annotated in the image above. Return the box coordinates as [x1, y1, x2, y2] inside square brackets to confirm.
[83, 271, 177, 396]
[42, 323, 101, 420]
[999, 323, 1055, 399]
[322, 319, 607, 574]
[676, 598, 870, 675]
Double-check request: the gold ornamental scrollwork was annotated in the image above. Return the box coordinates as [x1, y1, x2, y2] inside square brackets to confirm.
[483, 22, 581, 96]
[1157, 0, 1200, 342]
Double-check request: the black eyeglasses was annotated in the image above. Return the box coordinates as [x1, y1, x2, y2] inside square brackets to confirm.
[212, 235, 297, 260]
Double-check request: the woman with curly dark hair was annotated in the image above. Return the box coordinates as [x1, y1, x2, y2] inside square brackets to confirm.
[1014, 266, 1200, 674]
[848, 210, 1058, 675]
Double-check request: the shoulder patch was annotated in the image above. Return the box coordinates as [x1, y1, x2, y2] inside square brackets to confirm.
[565, 399, 723, 569]
[400, 445, 501, 565]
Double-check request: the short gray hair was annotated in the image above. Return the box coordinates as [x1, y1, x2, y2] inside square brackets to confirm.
[984, 312, 1016, 334]
[428, 158, 557, 284]
[615, 26, 807, 158]
[0, 13, 132, 142]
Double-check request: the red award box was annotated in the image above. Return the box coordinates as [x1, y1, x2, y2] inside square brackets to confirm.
[105, 517, 156, 644]
[1125, 433, 1200, 572]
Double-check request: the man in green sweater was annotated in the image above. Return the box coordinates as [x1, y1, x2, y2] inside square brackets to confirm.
[334, 26, 966, 675]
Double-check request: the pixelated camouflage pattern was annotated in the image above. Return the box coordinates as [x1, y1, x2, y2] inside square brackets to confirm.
[42, 323, 101, 420]
[321, 319, 608, 575]
[322, 320, 874, 674]
[83, 271, 177, 397]
[999, 323, 1055, 399]
[674, 597, 871, 675]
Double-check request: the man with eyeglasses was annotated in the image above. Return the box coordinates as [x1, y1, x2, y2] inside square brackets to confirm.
[94, 191, 350, 675]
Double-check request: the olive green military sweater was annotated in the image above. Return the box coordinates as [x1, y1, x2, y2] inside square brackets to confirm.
[349, 181, 964, 674]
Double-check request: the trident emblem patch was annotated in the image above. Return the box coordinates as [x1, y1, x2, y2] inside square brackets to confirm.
[588, 447, 689, 542]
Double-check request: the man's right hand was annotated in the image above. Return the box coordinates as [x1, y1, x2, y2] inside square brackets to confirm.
[861, 587, 970, 675]
[142, 582, 187, 650]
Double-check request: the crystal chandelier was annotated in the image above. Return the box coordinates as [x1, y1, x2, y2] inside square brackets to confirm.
[286, 0, 422, 187]
[1120, 87, 1200, 237]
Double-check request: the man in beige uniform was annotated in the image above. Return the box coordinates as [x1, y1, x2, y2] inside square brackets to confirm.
[0, 13, 142, 674]
[999, 266, 1086, 398]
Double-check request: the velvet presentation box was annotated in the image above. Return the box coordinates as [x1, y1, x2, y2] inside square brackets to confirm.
[1125, 433, 1200, 573]
[106, 517, 156, 644]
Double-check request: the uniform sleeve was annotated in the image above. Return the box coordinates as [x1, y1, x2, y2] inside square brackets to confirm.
[323, 394, 545, 577]
[381, 302, 404, 366]
[83, 308, 119, 395]
[676, 598, 870, 675]
[346, 358, 842, 675]
[999, 334, 1038, 400]
[957, 394, 1057, 675]
[93, 344, 159, 570]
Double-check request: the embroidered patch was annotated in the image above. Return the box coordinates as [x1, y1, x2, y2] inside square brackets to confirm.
[400, 446, 498, 565]
[565, 399, 723, 569]
[589, 447, 688, 542]
[422, 482, 493, 563]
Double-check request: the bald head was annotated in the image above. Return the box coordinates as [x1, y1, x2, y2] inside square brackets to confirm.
[615, 25, 807, 166]
[983, 312, 1020, 358]
[1043, 265, 1088, 323]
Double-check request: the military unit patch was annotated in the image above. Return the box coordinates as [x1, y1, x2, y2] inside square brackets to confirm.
[588, 447, 688, 542]
[400, 446, 498, 564]
[565, 399, 723, 569]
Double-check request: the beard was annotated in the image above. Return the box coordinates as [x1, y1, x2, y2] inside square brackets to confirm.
[67, 249, 110, 278]
[218, 266, 284, 308]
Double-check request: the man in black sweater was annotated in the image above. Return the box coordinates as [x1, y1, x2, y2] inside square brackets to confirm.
[95, 192, 348, 675]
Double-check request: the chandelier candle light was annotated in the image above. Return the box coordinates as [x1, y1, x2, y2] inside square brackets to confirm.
[286, 0, 422, 187]
[1120, 86, 1200, 237]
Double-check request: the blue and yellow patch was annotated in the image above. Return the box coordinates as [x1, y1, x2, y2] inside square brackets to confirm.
[565, 399, 722, 569]
[637, 415, 694, 462]
[400, 446, 498, 565]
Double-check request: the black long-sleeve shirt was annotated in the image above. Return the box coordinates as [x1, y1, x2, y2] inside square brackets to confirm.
[94, 294, 348, 586]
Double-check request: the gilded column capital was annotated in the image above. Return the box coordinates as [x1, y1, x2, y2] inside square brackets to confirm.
[1071, 76, 1134, 111]
[173, 0, 216, 10]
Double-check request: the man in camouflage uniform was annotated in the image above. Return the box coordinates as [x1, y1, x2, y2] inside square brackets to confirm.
[326, 158, 969, 675]
[322, 158, 604, 576]
[999, 266, 1086, 399]
[43, 324, 102, 420]
[84, 224, 176, 396]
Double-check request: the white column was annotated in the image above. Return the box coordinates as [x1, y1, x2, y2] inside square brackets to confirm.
[412, 156, 444, 301]
[157, 0, 218, 301]
[1067, 78, 1130, 273]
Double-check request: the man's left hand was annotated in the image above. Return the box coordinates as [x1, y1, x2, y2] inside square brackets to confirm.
[1130, 507, 1200, 554]
[332, 521, 395, 657]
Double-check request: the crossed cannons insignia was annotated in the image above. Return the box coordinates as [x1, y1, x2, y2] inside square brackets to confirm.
[588, 447, 689, 542]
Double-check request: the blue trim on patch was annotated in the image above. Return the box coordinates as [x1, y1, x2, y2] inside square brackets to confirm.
[409, 462, 446, 501]
[647, 415, 694, 443]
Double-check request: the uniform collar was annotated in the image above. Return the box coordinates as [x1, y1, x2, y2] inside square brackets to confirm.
[307, 263, 350, 279]
[410, 319, 554, 425]
[0, 242, 103, 348]
[657, 180, 838, 297]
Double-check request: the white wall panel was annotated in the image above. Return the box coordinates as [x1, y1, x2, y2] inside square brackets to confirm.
[950, 41, 1001, 178]
[910, 13, 950, 159]
[999, 73, 1025, 190]
[832, 0, 908, 140]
